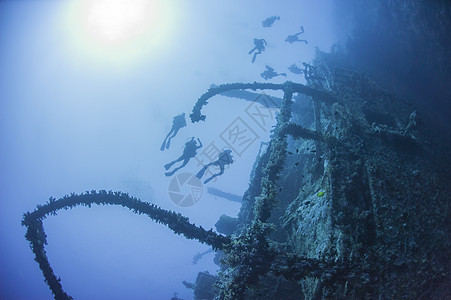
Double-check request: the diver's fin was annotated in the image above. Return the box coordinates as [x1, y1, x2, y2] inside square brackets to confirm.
[204, 176, 214, 184]
[196, 166, 208, 179]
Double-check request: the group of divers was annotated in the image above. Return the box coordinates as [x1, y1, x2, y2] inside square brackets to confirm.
[161, 16, 314, 184]
[161, 113, 234, 184]
[250, 16, 315, 82]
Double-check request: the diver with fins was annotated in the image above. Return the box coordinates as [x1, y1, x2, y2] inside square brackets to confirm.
[248, 38, 267, 63]
[196, 149, 234, 184]
[161, 113, 187, 151]
[164, 137, 202, 176]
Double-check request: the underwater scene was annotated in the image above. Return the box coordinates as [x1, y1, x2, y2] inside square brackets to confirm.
[1, 0, 450, 299]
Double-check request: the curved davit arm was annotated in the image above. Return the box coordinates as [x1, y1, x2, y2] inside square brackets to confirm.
[190, 81, 334, 123]
[22, 190, 230, 299]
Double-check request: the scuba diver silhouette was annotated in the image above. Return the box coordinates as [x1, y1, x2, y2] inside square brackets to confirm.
[160, 113, 187, 151]
[288, 62, 317, 79]
[164, 137, 202, 176]
[262, 16, 280, 28]
[260, 65, 287, 80]
[285, 26, 308, 44]
[288, 63, 304, 75]
[196, 149, 234, 184]
[248, 38, 267, 63]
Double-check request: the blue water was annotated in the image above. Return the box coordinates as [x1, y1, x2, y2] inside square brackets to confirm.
[0, 1, 338, 299]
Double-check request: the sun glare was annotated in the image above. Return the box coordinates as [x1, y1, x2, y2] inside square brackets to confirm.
[84, 0, 153, 44]
[64, 0, 178, 66]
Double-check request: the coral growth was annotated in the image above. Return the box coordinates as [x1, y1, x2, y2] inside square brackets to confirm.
[22, 191, 230, 299]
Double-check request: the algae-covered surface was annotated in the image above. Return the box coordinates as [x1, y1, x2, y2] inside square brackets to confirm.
[212, 51, 450, 299]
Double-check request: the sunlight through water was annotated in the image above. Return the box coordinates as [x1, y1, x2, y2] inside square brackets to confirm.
[63, 0, 179, 67]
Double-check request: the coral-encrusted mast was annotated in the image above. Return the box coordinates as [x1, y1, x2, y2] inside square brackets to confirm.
[22, 190, 230, 299]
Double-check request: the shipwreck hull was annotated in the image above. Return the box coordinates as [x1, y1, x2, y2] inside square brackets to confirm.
[216, 51, 450, 299]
